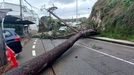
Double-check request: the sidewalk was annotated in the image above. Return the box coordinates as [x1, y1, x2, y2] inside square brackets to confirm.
[90, 37, 134, 47]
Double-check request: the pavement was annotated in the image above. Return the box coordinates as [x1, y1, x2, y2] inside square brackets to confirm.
[21, 38, 31, 47]
[91, 37, 134, 46]
[18, 38, 134, 75]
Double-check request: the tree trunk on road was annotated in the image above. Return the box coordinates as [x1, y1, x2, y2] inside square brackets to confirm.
[3, 29, 95, 75]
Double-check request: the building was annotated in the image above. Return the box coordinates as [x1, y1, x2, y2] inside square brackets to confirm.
[0, 2, 38, 36]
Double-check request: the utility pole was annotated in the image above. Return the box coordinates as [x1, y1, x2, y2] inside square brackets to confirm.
[76, 0, 78, 24]
[19, 0, 25, 36]
[2, 0, 5, 8]
[47, 9, 79, 32]
[20, 0, 23, 21]
[40, 5, 79, 32]
[48, 5, 57, 30]
[49, 4, 56, 22]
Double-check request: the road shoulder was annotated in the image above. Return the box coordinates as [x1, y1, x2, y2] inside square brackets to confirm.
[91, 37, 134, 47]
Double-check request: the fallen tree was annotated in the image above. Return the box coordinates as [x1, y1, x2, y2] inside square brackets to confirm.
[3, 7, 97, 75]
[3, 29, 95, 75]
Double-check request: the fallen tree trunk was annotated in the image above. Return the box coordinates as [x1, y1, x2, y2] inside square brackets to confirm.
[3, 29, 95, 75]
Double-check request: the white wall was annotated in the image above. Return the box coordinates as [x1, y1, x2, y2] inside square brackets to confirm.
[0, 2, 38, 30]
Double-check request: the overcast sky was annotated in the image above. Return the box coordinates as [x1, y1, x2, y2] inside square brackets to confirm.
[0, 0, 97, 19]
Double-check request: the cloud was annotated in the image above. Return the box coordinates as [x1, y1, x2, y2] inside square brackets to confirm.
[51, 0, 97, 19]
[0, 0, 98, 19]
[1, 0, 19, 4]
[51, 0, 89, 4]
[51, 0, 75, 4]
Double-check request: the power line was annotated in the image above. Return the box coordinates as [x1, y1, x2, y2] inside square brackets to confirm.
[23, 0, 41, 12]
[24, 0, 32, 7]
[23, 0, 40, 18]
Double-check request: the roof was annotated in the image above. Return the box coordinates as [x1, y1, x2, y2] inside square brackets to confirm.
[0, 15, 35, 25]
[15, 20, 35, 24]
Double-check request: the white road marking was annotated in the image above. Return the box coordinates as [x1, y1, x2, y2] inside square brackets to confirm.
[77, 43, 134, 66]
[33, 42, 36, 45]
[32, 45, 36, 49]
[35, 39, 38, 42]
[32, 50, 36, 56]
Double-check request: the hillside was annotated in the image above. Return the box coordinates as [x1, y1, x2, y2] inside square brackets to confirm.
[89, 0, 134, 41]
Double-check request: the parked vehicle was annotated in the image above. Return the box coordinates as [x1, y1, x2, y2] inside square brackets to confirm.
[0, 27, 19, 72]
[3, 28, 22, 54]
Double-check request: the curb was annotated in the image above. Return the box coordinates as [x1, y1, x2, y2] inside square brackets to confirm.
[90, 37, 134, 47]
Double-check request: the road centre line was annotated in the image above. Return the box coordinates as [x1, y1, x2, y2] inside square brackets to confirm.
[32, 45, 36, 49]
[33, 42, 36, 45]
[77, 43, 134, 66]
[32, 50, 36, 56]
[35, 39, 38, 42]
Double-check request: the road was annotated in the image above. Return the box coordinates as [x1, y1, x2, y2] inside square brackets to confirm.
[18, 38, 134, 75]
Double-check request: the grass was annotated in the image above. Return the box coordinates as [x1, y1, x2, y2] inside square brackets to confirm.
[89, 0, 134, 42]
[100, 31, 134, 42]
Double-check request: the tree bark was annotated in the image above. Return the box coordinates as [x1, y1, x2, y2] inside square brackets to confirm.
[4, 29, 94, 75]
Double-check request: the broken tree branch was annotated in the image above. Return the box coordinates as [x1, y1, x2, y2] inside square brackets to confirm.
[47, 9, 79, 32]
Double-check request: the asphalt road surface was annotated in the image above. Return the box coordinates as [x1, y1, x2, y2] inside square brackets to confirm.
[18, 38, 134, 75]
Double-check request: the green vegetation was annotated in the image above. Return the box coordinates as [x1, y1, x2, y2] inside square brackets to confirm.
[32, 29, 72, 39]
[37, 16, 74, 39]
[89, 0, 134, 42]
